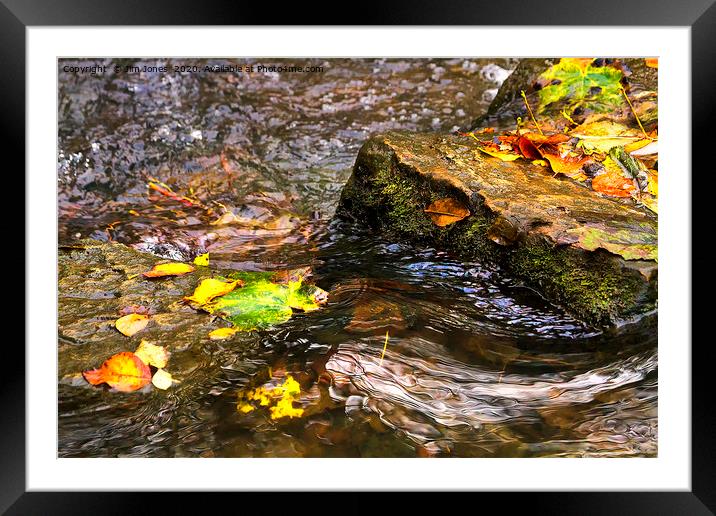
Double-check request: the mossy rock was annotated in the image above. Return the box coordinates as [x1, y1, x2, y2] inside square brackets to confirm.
[336, 132, 657, 327]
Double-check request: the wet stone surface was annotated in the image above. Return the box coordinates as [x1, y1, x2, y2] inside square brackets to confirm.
[338, 131, 657, 326]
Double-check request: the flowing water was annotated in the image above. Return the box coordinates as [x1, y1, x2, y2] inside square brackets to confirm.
[58, 58, 657, 458]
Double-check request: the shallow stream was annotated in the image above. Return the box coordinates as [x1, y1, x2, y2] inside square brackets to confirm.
[58, 58, 656, 457]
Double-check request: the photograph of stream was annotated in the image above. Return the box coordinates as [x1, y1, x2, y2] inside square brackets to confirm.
[58, 57, 658, 458]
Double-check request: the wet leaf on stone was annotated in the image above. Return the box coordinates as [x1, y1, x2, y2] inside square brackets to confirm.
[143, 262, 195, 278]
[424, 198, 470, 227]
[541, 152, 588, 181]
[115, 313, 149, 337]
[82, 352, 152, 392]
[591, 158, 637, 198]
[476, 144, 520, 161]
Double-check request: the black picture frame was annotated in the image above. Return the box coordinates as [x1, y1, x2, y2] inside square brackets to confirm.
[7, 0, 714, 513]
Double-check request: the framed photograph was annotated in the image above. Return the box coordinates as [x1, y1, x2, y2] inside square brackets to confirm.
[10, 0, 713, 512]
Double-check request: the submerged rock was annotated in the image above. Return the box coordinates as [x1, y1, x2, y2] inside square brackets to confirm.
[336, 132, 657, 327]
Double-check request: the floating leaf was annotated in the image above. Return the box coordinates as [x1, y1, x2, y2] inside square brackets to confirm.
[184, 278, 243, 305]
[424, 198, 470, 227]
[143, 262, 195, 278]
[203, 270, 328, 331]
[209, 327, 239, 340]
[82, 352, 151, 392]
[115, 314, 149, 337]
[537, 58, 624, 113]
[193, 253, 209, 266]
[134, 340, 169, 368]
[151, 369, 174, 390]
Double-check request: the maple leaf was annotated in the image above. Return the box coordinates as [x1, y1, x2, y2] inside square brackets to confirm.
[537, 58, 624, 113]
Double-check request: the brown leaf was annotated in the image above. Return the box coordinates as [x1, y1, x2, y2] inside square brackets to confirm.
[423, 198, 470, 227]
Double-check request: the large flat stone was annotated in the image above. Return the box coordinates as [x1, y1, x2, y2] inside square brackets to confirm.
[337, 131, 657, 327]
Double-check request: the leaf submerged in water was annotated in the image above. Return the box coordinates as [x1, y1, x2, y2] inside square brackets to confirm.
[237, 375, 304, 419]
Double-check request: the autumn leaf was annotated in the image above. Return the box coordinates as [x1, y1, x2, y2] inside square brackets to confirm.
[516, 136, 543, 160]
[143, 262, 195, 278]
[591, 158, 636, 197]
[193, 253, 209, 266]
[424, 198, 470, 227]
[237, 375, 304, 420]
[541, 152, 588, 181]
[82, 352, 152, 392]
[151, 369, 174, 390]
[184, 278, 243, 305]
[203, 270, 328, 331]
[645, 58, 658, 68]
[647, 170, 658, 196]
[476, 145, 520, 161]
[134, 340, 169, 368]
[571, 119, 643, 153]
[115, 314, 149, 337]
[209, 327, 239, 340]
[537, 58, 624, 113]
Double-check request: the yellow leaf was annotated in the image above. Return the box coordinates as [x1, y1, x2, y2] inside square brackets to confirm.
[209, 327, 239, 340]
[115, 314, 149, 337]
[151, 369, 174, 390]
[477, 146, 520, 161]
[143, 262, 195, 278]
[423, 198, 470, 227]
[532, 159, 548, 167]
[237, 375, 304, 420]
[193, 253, 209, 266]
[184, 278, 243, 305]
[134, 340, 170, 368]
[647, 170, 658, 196]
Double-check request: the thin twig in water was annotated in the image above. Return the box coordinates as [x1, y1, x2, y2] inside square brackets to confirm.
[379, 330, 390, 366]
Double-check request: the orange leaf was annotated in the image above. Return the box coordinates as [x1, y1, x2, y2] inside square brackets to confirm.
[645, 58, 658, 68]
[541, 152, 588, 180]
[424, 198, 470, 227]
[115, 314, 149, 337]
[143, 262, 195, 278]
[592, 168, 636, 197]
[82, 352, 152, 392]
[522, 132, 571, 146]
